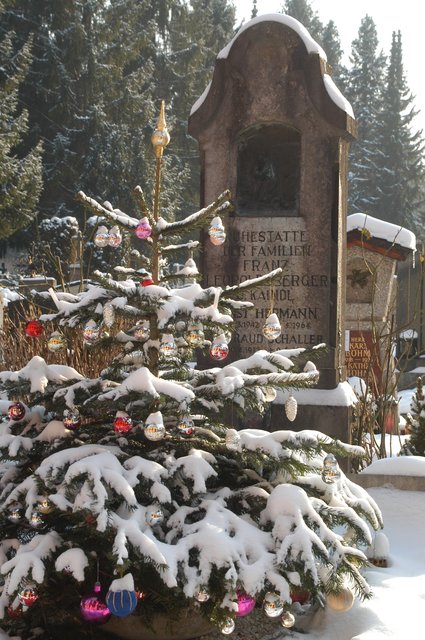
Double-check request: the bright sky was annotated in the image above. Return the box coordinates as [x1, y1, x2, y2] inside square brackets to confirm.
[234, 0, 425, 134]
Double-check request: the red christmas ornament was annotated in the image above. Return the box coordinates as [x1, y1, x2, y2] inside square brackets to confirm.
[290, 589, 310, 605]
[114, 412, 133, 434]
[7, 604, 23, 619]
[140, 277, 154, 287]
[25, 319, 44, 338]
[8, 402, 26, 421]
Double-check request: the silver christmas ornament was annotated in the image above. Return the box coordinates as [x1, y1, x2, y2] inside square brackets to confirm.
[262, 313, 281, 341]
[145, 504, 164, 526]
[280, 611, 296, 628]
[160, 334, 178, 358]
[144, 411, 166, 441]
[133, 320, 150, 341]
[210, 335, 229, 361]
[208, 216, 226, 246]
[220, 618, 235, 635]
[263, 591, 284, 618]
[94, 225, 109, 248]
[63, 408, 81, 431]
[108, 225, 122, 247]
[185, 322, 205, 347]
[321, 453, 341, 484]
[83, 320, 100, 345]
[285, 395, 298, 422]
[194, 590, 210, 603]
[176, 415, 195, 437]
[29, 511, 44, 528]
[7, 503, 23, 523]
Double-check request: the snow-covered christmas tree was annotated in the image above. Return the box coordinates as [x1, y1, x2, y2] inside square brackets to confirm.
[0, 104, 382, 640]
[401, 376, 425, 457]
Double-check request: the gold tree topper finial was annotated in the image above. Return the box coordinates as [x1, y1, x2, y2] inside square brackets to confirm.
[151, 100, 170, 158]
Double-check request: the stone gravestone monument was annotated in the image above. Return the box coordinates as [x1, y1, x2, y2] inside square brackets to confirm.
[188, 15, 356, 439]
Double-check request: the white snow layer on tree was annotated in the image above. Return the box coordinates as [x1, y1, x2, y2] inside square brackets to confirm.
[0, 431, 381, 607]
[55, 548, 88, 581]
[191, 14, 353, 118]
[98, 366, 195, 407]
[0, 356, 83, 393]
[347, 213, 416, 250]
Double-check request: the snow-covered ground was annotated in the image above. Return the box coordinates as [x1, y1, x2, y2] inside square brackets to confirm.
[303, 484, 425, 639]
[200, 455, 425, 640]
[298, 455, 425, 639]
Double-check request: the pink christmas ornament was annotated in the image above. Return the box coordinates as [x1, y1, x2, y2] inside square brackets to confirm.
[135, 217, 152, 239]
[236, 591, 256, 617]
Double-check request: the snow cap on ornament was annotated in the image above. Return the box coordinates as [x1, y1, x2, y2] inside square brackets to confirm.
[208, 216, 226, 246]
[106, 574, 137, 618]
[367, 531, 390, 567]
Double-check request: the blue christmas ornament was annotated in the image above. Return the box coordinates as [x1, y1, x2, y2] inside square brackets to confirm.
[106, 574, 138, 617]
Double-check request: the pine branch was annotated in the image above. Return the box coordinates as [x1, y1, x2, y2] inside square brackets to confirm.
[156, 190, 232, 236]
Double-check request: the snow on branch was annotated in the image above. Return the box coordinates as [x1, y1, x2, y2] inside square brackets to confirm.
[0, 356, 83, 394]
[221, 269, 283, 298]
[77, 191, 139, 228]
[156, 190, 232, 236]
[98, 366, 195, 407]
[2, 531, 62, 594]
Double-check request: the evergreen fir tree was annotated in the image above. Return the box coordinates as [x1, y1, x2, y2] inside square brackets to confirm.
[344, 16, 386, 216]
[282, 0, 323, 42]
[0, 105, 382, 639]
[377, 31, 425, 229]
[401, 377, 425, 456]
[282, 1, 344, 85]
[321, 19, 345, 84]
[0, 29, 43, 240]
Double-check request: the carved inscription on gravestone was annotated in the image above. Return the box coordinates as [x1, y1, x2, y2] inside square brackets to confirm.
[204, 216, 328, 356]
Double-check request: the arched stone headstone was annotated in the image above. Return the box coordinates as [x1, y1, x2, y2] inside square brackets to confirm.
[189, 15, 357, 437]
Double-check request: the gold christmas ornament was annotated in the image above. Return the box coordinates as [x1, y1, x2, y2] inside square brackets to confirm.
[326, 586, 354, 612]
[151, 100, 170, 158]
[285, 395, 298, 421]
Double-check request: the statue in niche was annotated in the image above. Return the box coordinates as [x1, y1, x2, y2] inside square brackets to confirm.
[236, 124, 300, 216]
[253, 153, 279, 206]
